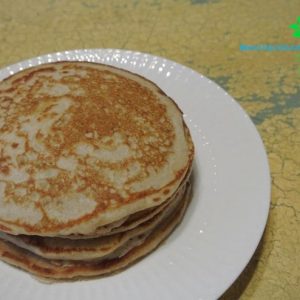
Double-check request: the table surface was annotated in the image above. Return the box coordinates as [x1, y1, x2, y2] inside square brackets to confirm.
[0, 0, 299, 299]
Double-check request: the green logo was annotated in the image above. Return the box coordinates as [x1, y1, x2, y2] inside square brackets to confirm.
[289, 16, 300, 38]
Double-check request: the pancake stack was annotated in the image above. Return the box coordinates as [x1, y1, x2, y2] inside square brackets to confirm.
[0, 61, 194, 280]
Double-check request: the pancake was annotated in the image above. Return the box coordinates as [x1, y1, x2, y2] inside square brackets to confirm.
[0, 60, 195, 281]
[0, 183, 191, 280]
[0, 182, 188, 261]
[0, 61, 194, 236]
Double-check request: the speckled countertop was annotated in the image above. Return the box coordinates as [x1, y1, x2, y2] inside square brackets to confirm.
[0, 0, 299, 299]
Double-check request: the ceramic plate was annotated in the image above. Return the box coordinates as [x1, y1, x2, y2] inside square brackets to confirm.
[0, 49, 270, 300]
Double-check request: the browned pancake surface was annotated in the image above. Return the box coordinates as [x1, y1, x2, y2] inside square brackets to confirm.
[0, 62, 194, 236]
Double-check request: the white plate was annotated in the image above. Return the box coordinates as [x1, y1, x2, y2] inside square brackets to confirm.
[0, 49, 270, 300]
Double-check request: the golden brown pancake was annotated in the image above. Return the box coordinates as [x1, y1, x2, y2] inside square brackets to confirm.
[0, 61, 194, 236]
[0, 61, 194, 281]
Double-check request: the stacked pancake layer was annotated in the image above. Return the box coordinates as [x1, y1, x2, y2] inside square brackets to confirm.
[0, 61, 194, 280]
